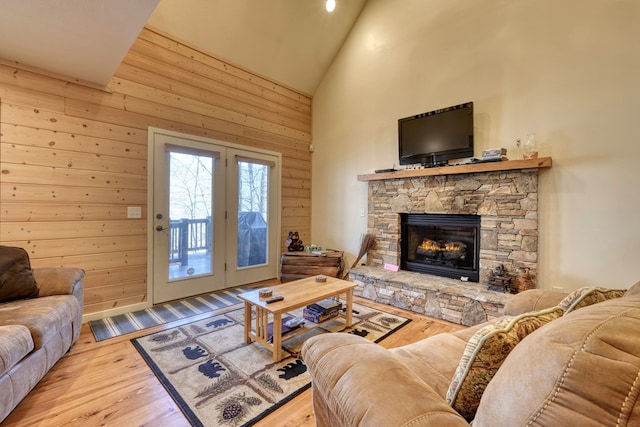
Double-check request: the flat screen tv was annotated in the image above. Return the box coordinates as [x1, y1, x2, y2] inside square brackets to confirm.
[398, 101, 474, 167]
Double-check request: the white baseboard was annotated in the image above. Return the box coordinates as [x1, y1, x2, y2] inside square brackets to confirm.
[82, 301, 152, 323]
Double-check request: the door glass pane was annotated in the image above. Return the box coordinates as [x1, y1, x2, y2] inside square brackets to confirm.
[168, 152, 214, 280]
[237, 161, 269, 268]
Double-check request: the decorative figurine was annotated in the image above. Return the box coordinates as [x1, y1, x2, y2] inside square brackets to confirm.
[487, 264, 513, 293]
[516, 267, 535, 292]
[286, 231, 305, 252]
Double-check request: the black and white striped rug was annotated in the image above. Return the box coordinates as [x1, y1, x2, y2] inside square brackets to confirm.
[89, 287, 250, 341]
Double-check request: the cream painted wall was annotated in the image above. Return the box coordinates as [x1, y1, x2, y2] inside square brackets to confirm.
[311, 0, 640, 291]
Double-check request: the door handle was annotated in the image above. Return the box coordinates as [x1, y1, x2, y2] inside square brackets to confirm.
[156, 225, 165, 232]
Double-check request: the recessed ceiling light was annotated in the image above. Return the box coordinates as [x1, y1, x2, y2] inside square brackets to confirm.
[326, 0, 336, 13]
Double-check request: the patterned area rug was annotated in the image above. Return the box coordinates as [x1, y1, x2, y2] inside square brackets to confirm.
[89, 287, 250, 341]
[131, 302, 411, 426]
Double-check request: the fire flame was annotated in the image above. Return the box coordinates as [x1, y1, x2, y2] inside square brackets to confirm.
[443, 242, 462, 251]
[418, 239, 463, 252]
[418, 240, 441, 251]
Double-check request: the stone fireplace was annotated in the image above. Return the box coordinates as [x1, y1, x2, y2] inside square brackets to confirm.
[369, 168, 540, 284]
[349, 159, 551, 325]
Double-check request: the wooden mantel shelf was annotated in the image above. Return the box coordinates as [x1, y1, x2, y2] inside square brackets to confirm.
[357, 157, 552, 181]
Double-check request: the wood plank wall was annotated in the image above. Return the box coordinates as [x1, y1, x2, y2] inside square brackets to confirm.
[0, 26, 312, 316]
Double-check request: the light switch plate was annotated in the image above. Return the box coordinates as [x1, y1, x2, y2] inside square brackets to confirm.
[127, 206, 142, 219]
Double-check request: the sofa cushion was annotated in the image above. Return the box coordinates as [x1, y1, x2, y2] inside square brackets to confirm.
[389, 330, 471, 398]
[0, 246, 39, 303]
[503, 289, 568, 315]
[559, 286, 626, 314]
[446, 306, 564, 421]
[0, 295, 80, 349]
[473, 295, 640, 427]
[0, 325, 34, 377]
[301, 333, 470, 427]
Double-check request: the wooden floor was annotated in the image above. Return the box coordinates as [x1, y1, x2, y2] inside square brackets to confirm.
[3, 296, 464, 426]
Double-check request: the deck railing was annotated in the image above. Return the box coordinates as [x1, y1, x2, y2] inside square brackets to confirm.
[169, 217, 212, 265]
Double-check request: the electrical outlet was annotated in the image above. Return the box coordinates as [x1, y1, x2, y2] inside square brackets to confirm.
[360, 208, 365, 217]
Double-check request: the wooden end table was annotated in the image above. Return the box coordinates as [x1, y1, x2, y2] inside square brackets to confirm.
[237, 276, 357, 362]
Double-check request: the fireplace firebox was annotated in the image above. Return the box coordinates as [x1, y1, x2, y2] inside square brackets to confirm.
[400, 213, 480, 282]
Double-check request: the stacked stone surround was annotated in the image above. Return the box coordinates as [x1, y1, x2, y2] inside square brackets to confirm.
[368, 168, 540, 283]
[349, 266, 510, 325]
[357, 167, 540, 325]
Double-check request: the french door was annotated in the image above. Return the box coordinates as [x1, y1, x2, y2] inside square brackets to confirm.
[149, 129, 280, 303]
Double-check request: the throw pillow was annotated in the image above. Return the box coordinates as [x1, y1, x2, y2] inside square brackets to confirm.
[446, 306, 564, 421]
[626, 280, 640, 297]
[0, 246, 39, 303]
[559, 286, 626, 314]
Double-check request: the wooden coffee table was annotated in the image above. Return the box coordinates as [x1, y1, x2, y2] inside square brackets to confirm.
[238, 276, 357, 362]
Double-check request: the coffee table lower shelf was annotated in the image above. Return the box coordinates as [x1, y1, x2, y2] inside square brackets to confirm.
[245, 307, 348, 361]
[238, 276, 356, 362]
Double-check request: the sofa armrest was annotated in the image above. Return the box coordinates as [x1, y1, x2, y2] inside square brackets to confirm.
[301, 333, 469, 427]
[33, 268, 84, 298]
[503, 289, 567, 315]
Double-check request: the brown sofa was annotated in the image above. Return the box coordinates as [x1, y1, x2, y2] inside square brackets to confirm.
[0, 246, 84, 423]
[301, 285, 640, 426]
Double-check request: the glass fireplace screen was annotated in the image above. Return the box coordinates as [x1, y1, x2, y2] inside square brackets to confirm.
[401, 213, 480, 281]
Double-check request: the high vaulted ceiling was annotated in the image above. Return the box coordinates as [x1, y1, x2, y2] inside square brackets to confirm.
[0, 0, 366, 95]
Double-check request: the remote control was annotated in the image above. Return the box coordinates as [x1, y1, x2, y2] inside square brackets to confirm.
[266, 295, 284, 304]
